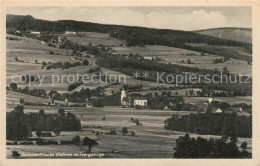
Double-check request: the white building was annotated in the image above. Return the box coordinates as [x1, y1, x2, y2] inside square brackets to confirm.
[133, 96, 147, 106]
[65, 31, 76, 35]
[121, 90, 147, 107]
[208, 96, 214, 104]
[31, 31, 41, 35]
[144, 56, 153, 61]
[65, 98, 68, 106]
[121, 90, 127, 105]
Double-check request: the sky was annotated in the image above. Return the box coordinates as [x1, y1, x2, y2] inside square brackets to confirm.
[7, 7, 252, 31]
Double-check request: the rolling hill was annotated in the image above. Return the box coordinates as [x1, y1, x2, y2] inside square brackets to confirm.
[194, 27, 252, 44]
[6, 14, 252, 61]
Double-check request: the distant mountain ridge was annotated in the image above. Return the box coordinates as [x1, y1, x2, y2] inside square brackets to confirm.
[194, 27, 252, 43]
[7, 14, 35, 20]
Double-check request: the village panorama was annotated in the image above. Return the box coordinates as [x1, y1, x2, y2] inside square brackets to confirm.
[6, 7, 252, 159]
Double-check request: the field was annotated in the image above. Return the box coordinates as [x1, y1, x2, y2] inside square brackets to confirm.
[195, 28, 252, 43]
[112, 45, 252, 75]
[6, 105, 252, 158]
[7, 35, 185, 94]
[67, 32, 125, 47]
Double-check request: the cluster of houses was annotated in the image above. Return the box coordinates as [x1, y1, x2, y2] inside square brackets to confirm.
[121, 90, 148, 107]
[120, 90, 247, 114]
[46, 88, 247, 114]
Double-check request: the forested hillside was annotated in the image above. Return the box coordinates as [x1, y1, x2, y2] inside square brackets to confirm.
[6, 14, 252, 61]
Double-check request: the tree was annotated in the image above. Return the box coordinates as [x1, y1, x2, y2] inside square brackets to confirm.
[39, 109, 45, 117]
[36, 130, 42, 137]
[7, 106, 29, 140]
[12, 151, 21, 158]
[82, 59, 89, 66]
[53, 128, 61, 136]
[42, 61, 47, 66]
[187, 59, 192, 64]
[223, 66, 229, 75]
[58, 108, 65, 116]
[14, 57, 19, 61]
[72, 135, 81, 146]
[20, 98, 25, 105]
[35, 60, 38, 64]
[82, 137, 99, 153]
[240, 142, 247, 150]
[10, 82, 17, 90]
[121, 127, 128, 136]
[131, 131, 135, 136]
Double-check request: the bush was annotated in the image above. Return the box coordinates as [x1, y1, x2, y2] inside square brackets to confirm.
[20, 98, 25, 104]
[54, 128, 61, 136]
[82, 59, 89, 66]
[135, 105, 142, 110]
[12, 151, 21, 158]
[49, 50, 54, 54]
[87, 67, 101, 73]
[6, 141, 18, 145]
[60, 140, 73, 145]
[36, 139, 58, 145]
[19, 141, 34, 145]
[92, 99, 104, 107]
[121, 127, 128, 136]
[131, 131, 135, 136]
[36, 130, 42, 137]
[96, 132, 100, 135]
[106, 130, 117, 135]
[42, 132, 52, 137]
[72, 135, 81, 146]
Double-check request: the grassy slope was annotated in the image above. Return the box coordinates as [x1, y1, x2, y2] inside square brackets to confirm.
[194, 27, 252, 44]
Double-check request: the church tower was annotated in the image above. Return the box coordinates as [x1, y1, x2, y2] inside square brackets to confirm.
[121, 90, 127, 105]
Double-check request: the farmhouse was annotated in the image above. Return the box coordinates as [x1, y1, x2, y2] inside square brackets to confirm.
[121, 90, 147, 107]
[164, 105, 169, 110]
[65, 31, 76, 35]
[144, 56, 153, 61]
[133, 96, 148, 106]
[65, 98, 68, 106]
[31, 31, 41, 35]
[212, 108, 223, 113]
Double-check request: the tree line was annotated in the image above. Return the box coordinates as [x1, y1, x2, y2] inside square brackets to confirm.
[173, 134, 251, 158]
[7, 106, 81, 140]
[165, 113, 252, 138]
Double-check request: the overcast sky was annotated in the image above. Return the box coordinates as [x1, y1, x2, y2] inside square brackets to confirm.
[7, 7, 252, 31]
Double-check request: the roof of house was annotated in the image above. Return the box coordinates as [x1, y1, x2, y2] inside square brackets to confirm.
[212, 108, 222, 113]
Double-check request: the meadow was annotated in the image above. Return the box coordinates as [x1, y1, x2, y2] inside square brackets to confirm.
[67, 32, 125, 47]
[112, 45, 252, 75]
[6, 105, 252, 158]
